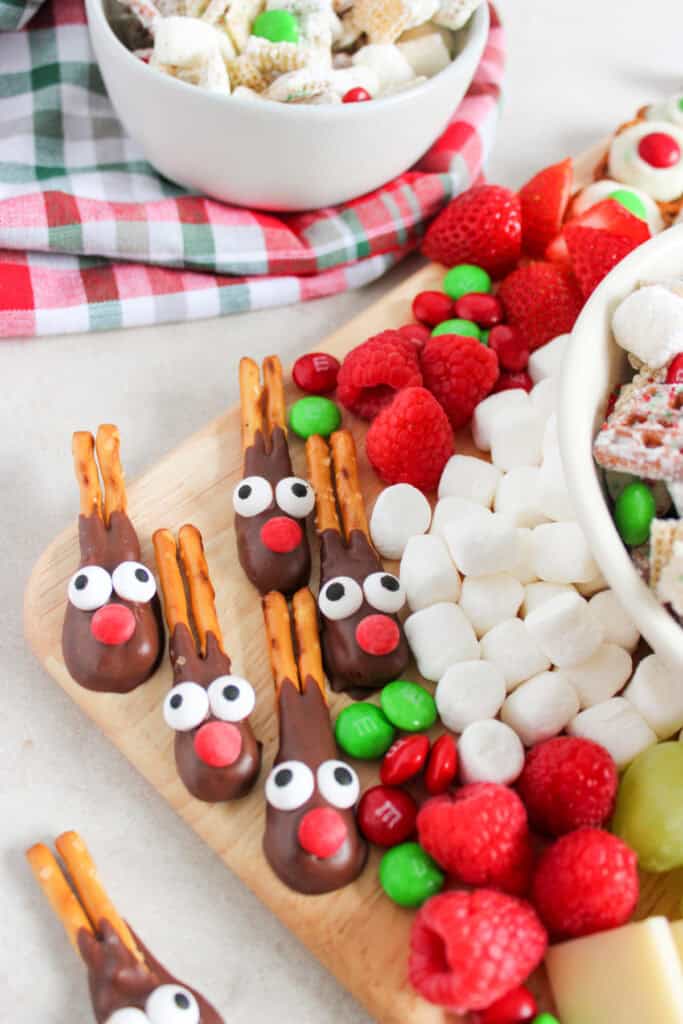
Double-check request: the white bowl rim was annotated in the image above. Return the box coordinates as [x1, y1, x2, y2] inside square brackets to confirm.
[559, 222, 683, 673]
[87, 0, 489, 118]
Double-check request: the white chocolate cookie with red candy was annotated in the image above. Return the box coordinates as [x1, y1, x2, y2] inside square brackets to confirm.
[646, 94, 683, 127]
[608, 121, 683, 202]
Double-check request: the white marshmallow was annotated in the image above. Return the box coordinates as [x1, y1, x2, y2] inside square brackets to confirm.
[458, 719, 525, 785]
[435, 660, 506, 733]
[531, 522, 599, 583]
[500, 670, 580, 746]
[508, 528, 537, 584]
[369, 484, 431, 559]
[400, 534, 461, 611]
[429, 496, 489, 540]
[588, 590, 640, 651]
[480, 618, 552, 692]
[528, 333, 570, 383]
[459, 573, 524, 638]
[472, 389, 530, 452]
[543, 414, 558, 458]
[530, 377, 557, 427]
[352, 44, 414, 91]
[490, 406, 544, 472]
[438, 454, 501, 507]
[404, 602, 479, 681]
[525, 591, 604, 668]
[568, 698, 657, 769]
[522, 581, 576, 618]
[494, 467, 547, 528]
[444, 511, 520, 577]
[574, 568, 608, 597]
[154, 16, 226, 66]
[397, 29, 450, 77]
[565, 644, 633, 708]
[624, 654, 683, 739]
[612, 285, 683, 368]
[534, 444, 577, 522]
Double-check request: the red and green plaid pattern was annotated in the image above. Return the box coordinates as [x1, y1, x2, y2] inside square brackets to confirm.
[0, 1, 505, 338]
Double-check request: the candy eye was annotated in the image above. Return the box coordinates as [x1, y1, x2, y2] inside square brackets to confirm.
[146, 985, 200, 1024]
[318, 576, 363, 621]
[67, 565, 112, 611]
[207, 674, 256, 722]
[363, 572, 405, 614]
[265, 760, 314, 811]
[105, 1011, 148, 1024]
[275, 477, 315, 518]
[163, 682, 209, 732]
[111, 561, 157, 603]
[232, 476, 273, 517]
[317, 759, 360, 809]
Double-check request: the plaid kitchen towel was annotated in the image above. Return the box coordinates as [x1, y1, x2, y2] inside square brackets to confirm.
[0, 1, 505, 338]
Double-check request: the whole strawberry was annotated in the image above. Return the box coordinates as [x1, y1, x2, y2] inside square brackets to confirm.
[498, 261, 584, 351]
[421, 334, 499, 428]
[417, 783, 533, 894]
[531, 828, 638, 940]
[409, 889, 548, 1012]
[422, 185, 523, 278]
[517, 736, 618, 837]
[336, 330, 423, 420]
[365, 386, 454, 491]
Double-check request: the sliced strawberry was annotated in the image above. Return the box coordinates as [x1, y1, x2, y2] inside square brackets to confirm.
[422, 185, 522, 278]
[565, 225, 642, 297]
[497, 261, 584, 351]
[546, 198, 650, 264]
[519, 158, 573, 257]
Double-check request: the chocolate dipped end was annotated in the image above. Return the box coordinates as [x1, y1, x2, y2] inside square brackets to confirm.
[263, 678, 367, 895]
[78, 919, 223, 1024]
[235, 428, 311, 596]
[319, 529, 409, 694]
[62, 511, 163, 694]
[170, 625, 261, 802]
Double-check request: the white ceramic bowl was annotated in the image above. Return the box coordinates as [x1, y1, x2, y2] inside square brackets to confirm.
[85, 0, 489, 211]
[560, 224, 683, 675]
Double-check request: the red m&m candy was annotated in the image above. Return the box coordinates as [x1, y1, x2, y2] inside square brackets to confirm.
[357, 785, 417, 847]
[292, 352, 340, 394]
[380, 734, 430, 786]
[343, 87, 371, 103]
[666, 353, 683, 384]
[488, 324, 530, 372]
[454, 292, 504, 329]
[412, 290, 455, 327]
[493, 370, 533, 393]
[471, 985, 538, 1024]
[424, 734, 458, 795]
[638, 132, 681, 168]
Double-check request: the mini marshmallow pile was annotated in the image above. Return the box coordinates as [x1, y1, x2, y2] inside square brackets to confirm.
[370, 339, 683, 779]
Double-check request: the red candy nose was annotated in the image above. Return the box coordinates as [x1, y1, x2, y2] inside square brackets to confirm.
[260, 516, 303, 553]
[194, 721, 242, 767]
[355, 614, 400, 656]
[638, 132, 681, 168]
[298, 807, 347, 859]
[90, 604, 136, 646]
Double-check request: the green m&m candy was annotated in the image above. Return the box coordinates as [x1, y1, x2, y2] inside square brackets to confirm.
[380, 680, 437, 732]
[614, 480, 656, 547]
[480, 328, 490, 346]
[252, 8, 299, 43]
[442, 263, 492, 300]
[532, 1016, 560, 1024]
[608, 188, 648, 222]
[379, 842, 444, 907]
[289, 395, 341, 439]
[335, 703, 395, 759]
[431, 318, 481, 339]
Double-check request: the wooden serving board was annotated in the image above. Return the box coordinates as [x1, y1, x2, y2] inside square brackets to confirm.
[25, 141, 681, 1024]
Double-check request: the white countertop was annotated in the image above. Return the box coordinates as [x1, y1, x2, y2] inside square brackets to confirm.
[3, 1, 682, 1019]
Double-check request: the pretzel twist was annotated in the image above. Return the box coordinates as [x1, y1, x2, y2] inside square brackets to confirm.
[95, 425, 128, 525]
[263, 355, 287, 437]
[72, 432, 102, 519]
[263, 591, 300, 695]
[178, 524, 224, 655]
[305, 435, 340, 534]
[292, 588, 326, 703]
[330, 430, 370, 542]
[239, 357, 263, 452]
[153, 529, 190, 637]
[26, 843, 93, 954]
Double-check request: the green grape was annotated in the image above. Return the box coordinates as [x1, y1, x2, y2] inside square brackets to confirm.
[612, 743, 683, 872]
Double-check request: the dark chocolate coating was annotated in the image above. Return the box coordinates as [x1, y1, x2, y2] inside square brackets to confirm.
[169, 624, 262, 802]
[62, 512, 163, 694]
[235, 428, 311, 596]
[78, 919, 223, 1023]
[319, 529, 409, 695]
[263, 678, 367, 895]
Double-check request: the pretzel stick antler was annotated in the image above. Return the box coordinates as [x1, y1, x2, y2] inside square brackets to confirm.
[178, 524, 224, 655]
[72, 432, 102, 519]
[292, 588, 326, 702]
[239, 357, 264, 452]
[263, 591, 300, 696]
[26, 843, 93, 954]
[306, 435, 341, 534]
[153, 529, 191, 637]
[96, 425, 128, 526]
[330, 430, 370, 542]
[263, 355, 287, 437]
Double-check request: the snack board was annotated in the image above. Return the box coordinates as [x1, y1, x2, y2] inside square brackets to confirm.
[24, 141, 681, 1023]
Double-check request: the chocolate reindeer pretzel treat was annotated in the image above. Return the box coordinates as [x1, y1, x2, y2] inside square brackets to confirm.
[154, 525, 261, 802]
[234, 356, 314, 596]
[306, 429, 410, 694]
[262, 589, 367, 895]
[27, 832, 223, 1024]
[62, 426, 163, 693]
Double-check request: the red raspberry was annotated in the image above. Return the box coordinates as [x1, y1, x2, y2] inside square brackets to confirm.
[493, 371, 533, 393]
[412, 290, 455, 326]
[421, 334, 499, 428]
[498, 261, 584, 351]
[422, 185, 523, 278]
[366, 386, 454, 491]
[531, 828, 638, 940]
[417, 783, 533, 895]
[336, 330, 423, 420]
[517, 736, 618, 837]
[488, 324, 529, 372]
[409, 890, 547, 1012]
